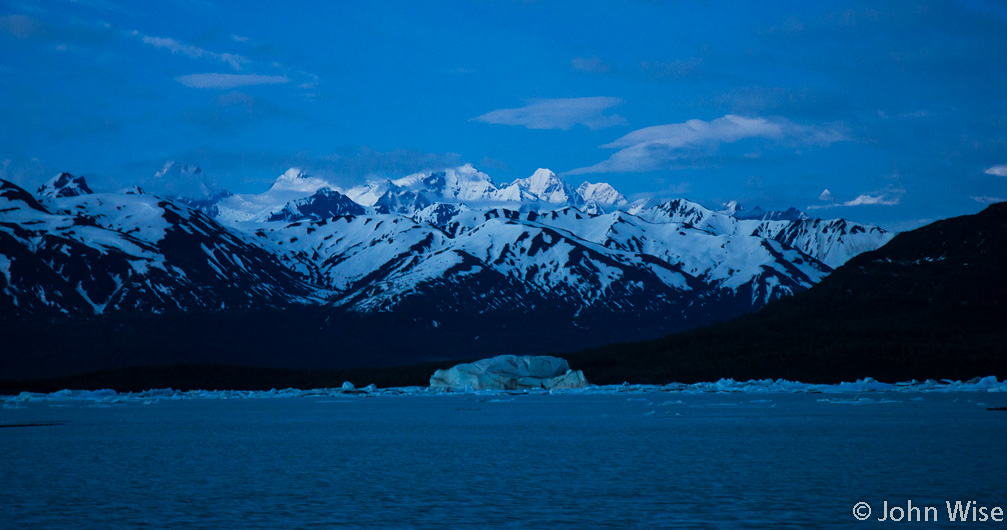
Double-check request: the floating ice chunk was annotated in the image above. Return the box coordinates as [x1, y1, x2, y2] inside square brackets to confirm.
[341, 382, 355, 391]
[430, 355, 589, 391]
[973, 376, 1000, 389]
[836, 377, 896, 392]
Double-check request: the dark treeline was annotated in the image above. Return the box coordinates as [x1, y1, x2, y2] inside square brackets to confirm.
[567, 203, 1007, 384]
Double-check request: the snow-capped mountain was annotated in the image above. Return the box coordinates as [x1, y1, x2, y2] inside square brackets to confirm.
[37, 172, 93, 198]
[0, 177, 319, 315]
[344, 164, 535, 211]
[266, 188, 365, 222]
[577, 181, 628, 207]
[508, 168, 583, 206]
[0, 168, 899, 377]
[721, 201, 808, 221]
[214, 168, 338, 224]
[633, 198, 891, 268]
[1, 168, 892, 329]
[147, 162, 232, 216]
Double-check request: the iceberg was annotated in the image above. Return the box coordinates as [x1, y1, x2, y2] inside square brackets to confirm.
[429, 355, 589, 391]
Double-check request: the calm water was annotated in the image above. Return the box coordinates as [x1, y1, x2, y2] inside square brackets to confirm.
[2, 392, 1006, 529]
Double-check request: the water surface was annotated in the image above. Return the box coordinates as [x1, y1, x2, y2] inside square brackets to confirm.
[3, 391, 1006, 528]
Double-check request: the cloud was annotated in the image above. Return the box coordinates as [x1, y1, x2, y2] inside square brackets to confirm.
[972, 196, 1004, 204]
[571, 56, 609, 73]
[128, 29, 317, 91]
[473, 97, 626, 130]
[807, 186, 905, 210]
[569, 114, 846, 174]
[818, 189, 833, 201]
[843, 192, 902, 207]
[133, 31, 249, 71]
[985, 165, 1007, 177]
[176, 73, 289, 89]
[128, 146, 466, 191]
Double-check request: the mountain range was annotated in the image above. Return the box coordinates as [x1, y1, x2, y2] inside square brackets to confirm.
[0, 164, 892, 380]
[571, 202, 1007, 383]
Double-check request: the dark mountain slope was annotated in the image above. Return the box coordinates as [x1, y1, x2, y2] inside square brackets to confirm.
[568, 203, 1007, 383]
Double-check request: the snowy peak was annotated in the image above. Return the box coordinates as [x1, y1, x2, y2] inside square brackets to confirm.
[343, 165, 625, 215]
[349, 164, 517, 210]
[580, 201, 607, 216]
[149, 161, 227, 201]
[37, 172, 93, 199]
[420, 164, 501, 203]
[719, 200, 743, 217]
[267, 188, 366, 222]
[213, 168, 338, 224]
[412, 202, 471, 227]
[734, 205, 808, 221]
[576, 181, 627, 207]
[269, 168, 333, 194]
[638, 198, 728, 230]
[510, 168, 582, 206]
[374, 186, 432, 215]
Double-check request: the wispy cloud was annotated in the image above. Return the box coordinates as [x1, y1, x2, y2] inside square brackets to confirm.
[842, 191, 902, 206]
[133, 31, 249, 71]
[473, 97, 626, 130]
[176, 73, 289, 89]
[571, 56, 609, 73]
[569, 115, 846, 174]
[139, 146, 465, 189]
[972, 195, 1004, 204]
[808, 186, 905, 210]
[985, 165, 1007, 177]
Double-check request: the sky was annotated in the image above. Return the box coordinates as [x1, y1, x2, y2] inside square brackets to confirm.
[1, 0, 1006, 231]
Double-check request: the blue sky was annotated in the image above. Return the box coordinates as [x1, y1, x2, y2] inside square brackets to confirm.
[1, 0, 1006, 230]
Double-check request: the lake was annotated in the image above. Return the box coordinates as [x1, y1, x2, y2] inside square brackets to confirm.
[2, 386, 1006, 529]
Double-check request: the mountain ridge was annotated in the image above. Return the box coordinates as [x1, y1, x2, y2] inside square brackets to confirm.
[567, 202, 1007, 383]
[0, 168, 894, 380]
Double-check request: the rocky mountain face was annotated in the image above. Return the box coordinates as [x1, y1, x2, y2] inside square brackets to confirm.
[37, 172, 92, 198]
[0, 179, 319, 316]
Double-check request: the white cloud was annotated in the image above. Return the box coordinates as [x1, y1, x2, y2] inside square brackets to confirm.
[843, 193, 901, 206]
[473, 97, 626, 130]
[972, 195, 1004, 204]
[176, 73, 289, 89]
[569, 114, 846, 174]
[132, 31, 248, 71]
[807, 187, 904, 210]
[818, 189, 833, 201]
[985, 165, 1007, 177]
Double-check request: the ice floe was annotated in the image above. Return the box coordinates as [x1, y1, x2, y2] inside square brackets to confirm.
[429, 355, 589, 391]
[1, 376, 1005, 406]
